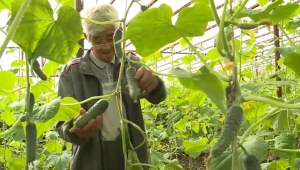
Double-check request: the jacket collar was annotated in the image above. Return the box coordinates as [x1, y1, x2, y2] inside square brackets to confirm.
[79, 49, 121, 75]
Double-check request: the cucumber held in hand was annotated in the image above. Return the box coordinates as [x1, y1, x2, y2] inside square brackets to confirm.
[26, 122, 37, 162]
[242, 154, 262, 170]
[31, 59, 47, 81]
[126, 67, 139, 103]
[72, 99, 109, 129]
[211, 105, 244, 158]
[114, 28, 123, 58]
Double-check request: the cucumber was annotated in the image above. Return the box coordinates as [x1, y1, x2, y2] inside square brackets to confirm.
[28, 92, 35, 116]
[126, 67, 139, 103]
[141, 5, 148, 11]
[237, 23, 259, 30]
[30, 59, 47, 81]
[242, 154, 262, 170]
[114, 28, 122, 58]
[211, 105, 244, 158]
[26, 122, 37, 162]
[73, 99, 109, 129]
[225, 85, 231, 109]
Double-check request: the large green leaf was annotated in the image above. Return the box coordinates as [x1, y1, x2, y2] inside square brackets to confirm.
[55, 0, 74, 8]
[283, 52, 300, 77]
[270, 3, 300, 22]
[3, 110, 15, 126]
[241, 81, 297, 92]
[211, 137, 267, 170]
[0, 0, 11, 11]
[258, 0, 269, 7]
[181, 54, 196, 65]
[164, 160, 184, 170]
[124, 4, 180, 57]
[236, 0, 284, 22]
[31, 97, 61, 123]
[169, 68, 226, 114]
[183, 138, 208, 154]
[55, 97, 81, 121]
[9, 0, 82, 63]
[274, 133, 296, 159]
[31, 80, 56, 99]
[43, 140, 62, 154]
[46, 151, 72, 170]
[174, 3, 214, 37]
[0, 71, 17, 96]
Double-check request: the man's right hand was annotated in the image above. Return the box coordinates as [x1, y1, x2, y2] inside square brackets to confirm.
[71, 108, 103, 138]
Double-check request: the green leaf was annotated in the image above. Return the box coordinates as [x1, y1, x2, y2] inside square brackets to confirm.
[270, 110, 293, 132]
[164, 160, 184, 170]
[244, 104, 267, 126]
[264, 158, 289, 170]
[283, 52, 300, 77]
[277, 47, 296, 57]
[31, 80, 56, 99]
[241, 81, 297, 92]
[11, 59, 26, 67]
[11, 125, 25, 141]
[204, 48, 222, 61]
[43, 61, 60, 77]
[46, 151, 72, 170]
[270, 3, 300, 22]
[54, 97, 80, 121]
[174, 116, 189, 131]
[179, 37, 192, 48]
[31, 97, 61, 123]
[258, 0, 269, 7]
[294, 158, 300, 169]
[7, 157, 26, 170]
[211, 137, 267, 170]
[0, 71, 17, 96]
[43, 140, 62, 154]
[3, 110, 15, 126]
[9, 0, 83, 63]
[169, 68, 226, 114]
[55, 0, 74, 8]
[181, 54, 195, 65]
[236, 0, 284, 22]
[175, 3, 214, 37]
[183, 138, 208, 154]
[124, 4, 180, 57]
[0, 0, 11, 11]
[31, 119, 56, 138]
[274, 133, 296, 159]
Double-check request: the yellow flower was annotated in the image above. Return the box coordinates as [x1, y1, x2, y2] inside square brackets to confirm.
[221, 115, 225, 122]
[243, 101, 253, 109]
[251, 55, 256, 59]
[225, 62, 233, 71]
[250, 31, 255, 41]
[155, 51, 161, 55]
[22, 68, 26, 73]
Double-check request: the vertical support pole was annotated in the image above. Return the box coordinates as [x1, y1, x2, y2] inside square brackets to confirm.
[273, 0, 282, 98]
[76, 0, 84, 58]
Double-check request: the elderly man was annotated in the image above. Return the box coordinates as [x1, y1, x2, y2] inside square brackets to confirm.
[55, 4, 167, 170]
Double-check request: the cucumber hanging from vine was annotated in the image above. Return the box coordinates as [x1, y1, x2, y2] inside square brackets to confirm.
[210, 105, 244, 158]
[26, 122, 37, 162]
[70, 99, 109, 131]
[29, 59, 47, 81]
[126, 67, 139, 103]
[114, 28, 122, 58]
[239, 143, 262, 170]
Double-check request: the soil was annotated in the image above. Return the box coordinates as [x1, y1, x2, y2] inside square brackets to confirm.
[177, 154, 206, 170]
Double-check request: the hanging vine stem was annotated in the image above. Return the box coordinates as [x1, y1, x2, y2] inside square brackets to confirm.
[275, 19, 298, 50]
[0, 0, 32, 59]
[240, 96, 300, 143]
[0, 115, 26, 137]
[123, 119, 146, 150]
[229, 0, 249, 21]
[243, 95, 300, 109]
[60, 94, 115, 106]
[0, 86, 27, 94]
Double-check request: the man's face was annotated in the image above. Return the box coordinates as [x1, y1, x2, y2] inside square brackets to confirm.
[86, 26, 116, 61]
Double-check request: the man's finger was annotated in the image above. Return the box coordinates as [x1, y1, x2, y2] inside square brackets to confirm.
[135, 67, 145, 81]
[81, 119, 95, 131]
[145, 83, 156, 94]
[80, 108, 86, 115]
[91, 115, 102, 132]
[138, 72, 151, 91]
[98, 115, 103, 129]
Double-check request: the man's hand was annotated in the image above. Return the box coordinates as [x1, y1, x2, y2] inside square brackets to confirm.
[71, 108, 103, 138]
[135, 66, 158, 94]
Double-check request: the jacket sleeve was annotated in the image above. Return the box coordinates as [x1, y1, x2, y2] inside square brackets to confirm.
[55, 64, 89, 145]
[128, 53, 167, 104]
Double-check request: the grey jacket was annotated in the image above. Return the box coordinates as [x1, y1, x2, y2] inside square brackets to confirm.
[55, 49, 167, 170]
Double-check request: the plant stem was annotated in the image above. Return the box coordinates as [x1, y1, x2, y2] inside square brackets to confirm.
[0, 27, 6, 35]
[229, 0, 249, 21]
[269, 147, 300, 153]
[218, 0, 232, 58]
[132, 163, 158, 170]
[0, 0, 31, 58]
[54, 0, 61, 12]
[0, 115, 26, 137]
[60, 94, 115, 106]
[243, 96, 300, 109]
[240, 96, 300, 143]
[25, 54, 31, 122]
[209, 0, 220, 25]
[81, 18, 122, 25]
[276, 20, 298, 50]
[0, 86, 26, 94]
[180, 35, 231, 82]
[237, 143, 249, 155]
[125, 57, 171, 77]
[123, 119, 146, 150]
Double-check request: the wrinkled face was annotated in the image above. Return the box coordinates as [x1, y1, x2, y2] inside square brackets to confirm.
[86, 26, 115, 62]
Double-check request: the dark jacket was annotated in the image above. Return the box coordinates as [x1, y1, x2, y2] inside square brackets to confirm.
[55, 49, 167, 170]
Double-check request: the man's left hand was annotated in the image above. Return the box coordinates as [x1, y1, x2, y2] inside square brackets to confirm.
[135, 66, 158, 95]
